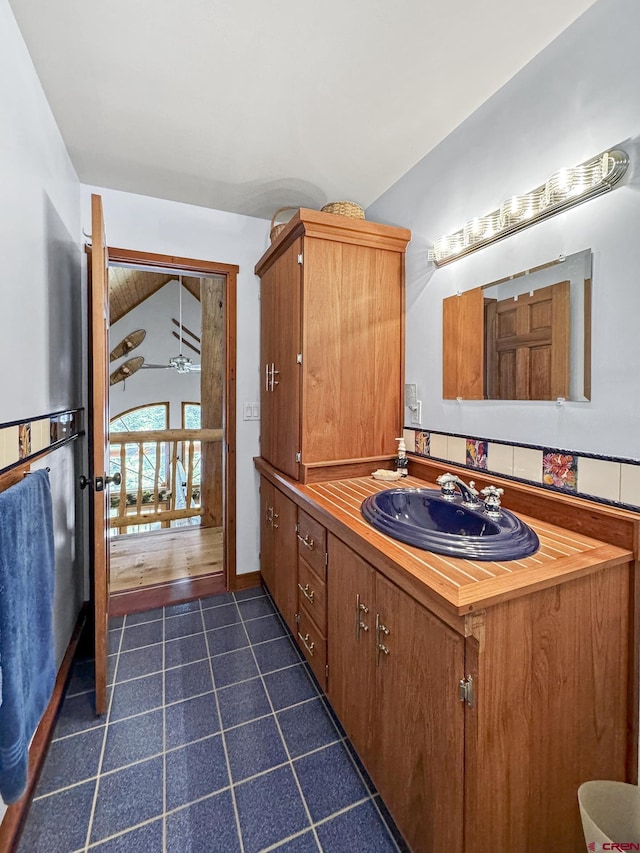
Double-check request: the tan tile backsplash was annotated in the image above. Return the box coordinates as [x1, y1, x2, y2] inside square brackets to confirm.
[488, 442, 514, 476]
[577, 457, 621, 502]
[403, 427, 640, 511]
[513, 447, 543, 483]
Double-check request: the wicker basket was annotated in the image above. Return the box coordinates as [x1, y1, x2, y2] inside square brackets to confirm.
[269, 207, 298, 242]
[321, 201, 365, 219]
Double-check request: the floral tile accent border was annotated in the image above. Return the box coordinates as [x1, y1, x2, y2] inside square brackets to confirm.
[18, 423, 31, 459]
[403, 426, 640, 511]
[0, 409, 83, 474]
[414, 430, 430, 456]
[466, 440, 487, 470]
[542, 451, 577, 492]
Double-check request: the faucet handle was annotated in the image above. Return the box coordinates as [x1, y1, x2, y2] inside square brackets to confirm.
[436, 473, 457, 500]
[481, 485, 504, 517]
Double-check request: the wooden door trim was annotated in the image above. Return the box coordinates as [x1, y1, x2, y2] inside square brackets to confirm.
[105, 246, 238, 592]
[107, 246, 239, 276]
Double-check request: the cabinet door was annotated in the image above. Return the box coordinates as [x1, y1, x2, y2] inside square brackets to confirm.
[374, 574, 465, 853]
[326, 536, 377, 771]
[259, 479, 276, 597]
[260, 239, 302, 478]
[271, 487, 298, 634]
[302, 237, 403, 462]
[259, 480, 298, 634]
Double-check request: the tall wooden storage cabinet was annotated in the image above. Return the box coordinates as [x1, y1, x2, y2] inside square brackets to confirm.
[255, 208, 411, 482]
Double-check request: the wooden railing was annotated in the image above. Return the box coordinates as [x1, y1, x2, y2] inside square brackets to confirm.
[108, 428, 223, 532]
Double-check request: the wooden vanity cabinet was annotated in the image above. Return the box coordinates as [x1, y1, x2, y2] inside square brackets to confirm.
[326, 535, 632, 853]
[259, 478, 298, 633]
[256, 209, 411, 481]
[327, 536, 465, 853]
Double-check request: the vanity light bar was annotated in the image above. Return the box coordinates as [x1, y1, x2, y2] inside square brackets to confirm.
[430, 149, 629, 266]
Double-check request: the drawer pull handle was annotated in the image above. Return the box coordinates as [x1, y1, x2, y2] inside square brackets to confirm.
[298, 582, 315, 603]
[355, 593, 370, 639]
[375, 614, 390, 665]
[297, 532, 315, 550]
[297, 631, 315, 656]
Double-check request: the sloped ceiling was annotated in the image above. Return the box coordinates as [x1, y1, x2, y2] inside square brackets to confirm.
[109, 269, 201, 324]
[9, 0, 597, 218]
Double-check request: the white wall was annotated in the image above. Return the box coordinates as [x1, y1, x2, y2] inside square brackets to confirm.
[109, 280, 202, 424]
[0, 0, 84, 820]
[82, 185, 271, 574]
[368, 0, 640, 460]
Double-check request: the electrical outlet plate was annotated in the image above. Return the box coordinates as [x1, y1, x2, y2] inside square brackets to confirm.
[410, 401, 422, 425]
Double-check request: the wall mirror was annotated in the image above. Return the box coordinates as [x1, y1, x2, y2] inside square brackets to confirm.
[442, 248, 592, 402]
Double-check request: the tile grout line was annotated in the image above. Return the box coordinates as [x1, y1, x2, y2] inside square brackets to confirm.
[200, 596, 246, 853]
[82, 619, 123, 852]
[236, 599, 324, 852]
[314, 692, 401, 853]
[267, 596, 402, 853]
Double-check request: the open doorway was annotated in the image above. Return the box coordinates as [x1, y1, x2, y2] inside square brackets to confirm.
[104, 247, 237, 615]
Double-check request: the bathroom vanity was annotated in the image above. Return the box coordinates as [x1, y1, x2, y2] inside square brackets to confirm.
[255, 454, 639, 853]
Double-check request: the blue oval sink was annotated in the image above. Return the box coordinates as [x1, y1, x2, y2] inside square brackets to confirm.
[361, 488, 539, 561]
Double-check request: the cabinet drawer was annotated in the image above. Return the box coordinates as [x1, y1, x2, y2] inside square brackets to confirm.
[297, 510, 327, 580]
[296, 608, 327, 689]
[298, 556, 327, 631]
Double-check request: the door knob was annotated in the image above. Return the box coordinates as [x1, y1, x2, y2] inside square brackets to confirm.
[79, 472, 121, 491]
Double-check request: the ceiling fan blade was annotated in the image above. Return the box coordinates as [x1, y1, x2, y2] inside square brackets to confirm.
[140, 363, 172, 370]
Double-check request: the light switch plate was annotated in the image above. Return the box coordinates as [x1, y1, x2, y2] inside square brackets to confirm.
[243, 402, 260, 421]
[410, 400, 422, 425]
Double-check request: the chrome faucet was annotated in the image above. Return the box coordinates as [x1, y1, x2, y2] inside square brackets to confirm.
[436, 473, 483, 509]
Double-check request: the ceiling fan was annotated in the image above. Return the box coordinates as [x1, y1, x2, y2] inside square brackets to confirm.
[141, 276, 201, 374]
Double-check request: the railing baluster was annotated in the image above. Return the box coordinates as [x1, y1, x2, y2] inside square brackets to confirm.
[170, 439, 178, 513]
[186, 440, 194, 509]
[154, 441, 161, 515]
[118, 443, 127, 533]
[136, 441, 144, 517]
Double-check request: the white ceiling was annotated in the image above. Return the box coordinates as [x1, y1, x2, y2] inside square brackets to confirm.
[9, 0, 597, 219]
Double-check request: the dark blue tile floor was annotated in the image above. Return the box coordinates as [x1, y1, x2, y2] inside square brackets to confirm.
[19, 587, 406, 852]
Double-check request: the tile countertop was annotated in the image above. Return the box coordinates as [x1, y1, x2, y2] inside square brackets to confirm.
[287, 473, 634, 618]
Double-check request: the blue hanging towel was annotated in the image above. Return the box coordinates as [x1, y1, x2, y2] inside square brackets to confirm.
[0, 469, 56, 804]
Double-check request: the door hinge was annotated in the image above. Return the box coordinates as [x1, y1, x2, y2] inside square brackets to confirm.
[295, 612, 300, 624]
[459, 675, 474, 708]
[297, 253, 303, 265]
[296, 353, 302, 364]
[295, 451, 301, 463]
[325, 664, 329, 679]
[325, 552, 328, 566]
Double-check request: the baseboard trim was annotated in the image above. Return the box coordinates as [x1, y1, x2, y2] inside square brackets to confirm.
[232, 571, 261, 591]
[0, 605, 87, 853]
[109, 571, 226, 616]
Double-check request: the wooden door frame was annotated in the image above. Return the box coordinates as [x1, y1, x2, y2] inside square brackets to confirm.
[106, 246, 239, 593]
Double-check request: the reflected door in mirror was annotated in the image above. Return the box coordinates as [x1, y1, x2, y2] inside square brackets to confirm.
[485, 280, 570, 400]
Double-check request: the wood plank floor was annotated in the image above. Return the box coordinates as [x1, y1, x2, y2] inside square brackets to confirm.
[109, 526, 223, 593]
